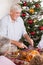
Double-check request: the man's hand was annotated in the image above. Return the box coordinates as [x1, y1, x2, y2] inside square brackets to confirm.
[18, 42, 28, 49]
[10, 40, 28, 49]
[23, 34, 34, 47]
[30, 39, 34, 46]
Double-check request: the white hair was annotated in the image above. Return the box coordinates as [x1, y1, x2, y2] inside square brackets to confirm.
[10, 4, 22, 12]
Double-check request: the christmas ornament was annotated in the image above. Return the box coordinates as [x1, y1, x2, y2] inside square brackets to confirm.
[35, 4, 40, 8]
[27, 19, 33, 24]
[30, 31, 35, 35]
[39, 26, 43, 30]
[29, 8, 35, 14]
[23, 1, 27, 6]
[21, 13, 26, 17]
[33, 19, 37, 23]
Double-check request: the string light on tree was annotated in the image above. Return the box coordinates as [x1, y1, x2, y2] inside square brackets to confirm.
[27, 19, 33, 24]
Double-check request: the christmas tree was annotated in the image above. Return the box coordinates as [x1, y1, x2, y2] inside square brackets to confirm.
[19, 0, 43, 47]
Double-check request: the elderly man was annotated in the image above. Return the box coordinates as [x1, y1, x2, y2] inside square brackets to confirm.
[0, 5, 34, 53]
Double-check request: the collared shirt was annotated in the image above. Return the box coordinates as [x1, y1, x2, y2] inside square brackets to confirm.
[37, 35, 43, 49]
[0, 15, 27, 41]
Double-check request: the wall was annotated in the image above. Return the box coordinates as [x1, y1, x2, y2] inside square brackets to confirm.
[0, 0, 20, 19]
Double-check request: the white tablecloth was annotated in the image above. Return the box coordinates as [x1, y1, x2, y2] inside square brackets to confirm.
[0, 56, 16, 65]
